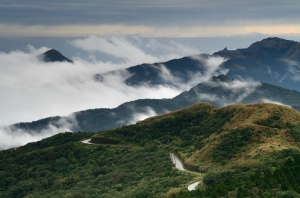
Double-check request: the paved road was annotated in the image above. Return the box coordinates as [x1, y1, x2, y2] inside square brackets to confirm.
[170, 153, 185, 171]
[81, 141, 201, 191]
[188, 181, 200, 191]
[81, 139, 93, 144]
[170, 153, 201, 191]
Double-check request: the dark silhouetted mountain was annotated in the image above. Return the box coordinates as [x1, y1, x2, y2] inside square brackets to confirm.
[10, 75, 300, 133]
[94, 37, 300, 92]
[94, 54, 222, 87]
[214, 37, 300, 91]
[40, 49, 73, 63]
[174, 74, 300, 109]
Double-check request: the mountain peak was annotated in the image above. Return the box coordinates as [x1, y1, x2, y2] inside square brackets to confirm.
[248, 37, 296, 50]
[40, 49, 73, 63]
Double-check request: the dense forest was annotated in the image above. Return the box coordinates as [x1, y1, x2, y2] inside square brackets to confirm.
[2, 102, 300, 197]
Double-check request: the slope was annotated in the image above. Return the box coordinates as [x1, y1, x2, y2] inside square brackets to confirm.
[94, 53, 224, 88]
[92, 37, 300, 92]
[214, 37, 300, 91]
[0, 133, 195, 198]
[11, 75, 300, 134]
[91, 102, 300, 197]
[2, 102, 300, 197]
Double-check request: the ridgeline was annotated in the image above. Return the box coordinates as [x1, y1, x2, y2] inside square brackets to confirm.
[2, 102, 300, 197]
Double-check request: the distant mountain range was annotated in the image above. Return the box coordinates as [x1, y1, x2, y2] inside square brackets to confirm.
[41, 37, 300, 91]
[215, 37, 300, 91]
[93, 37, 300, 91]
[14, 37, 300, 133]
[11, 75, 300, 133]
[94, 53, 220, 88]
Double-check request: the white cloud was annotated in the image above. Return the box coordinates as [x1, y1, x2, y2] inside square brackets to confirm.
[70, 35, 157, 64]
[195, 77, 261, 106]
[260, 99, 291, 108]
[0, 36, 207, 126]
[154, 54, 227, 91]
[281, 59, 300, 82]
[128, 106, 158, 124]
[70, 35, 201, 65]
[0, 35, 228, 149]
[0, 115, 77, 150]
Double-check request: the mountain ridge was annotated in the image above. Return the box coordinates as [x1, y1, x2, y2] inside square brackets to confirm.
[9, 74, 300, 135]
[2, 102, 300, 197]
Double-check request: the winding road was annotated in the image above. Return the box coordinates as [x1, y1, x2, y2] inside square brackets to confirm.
[170, 153, 201, 191]
[81, 139, 201, 191]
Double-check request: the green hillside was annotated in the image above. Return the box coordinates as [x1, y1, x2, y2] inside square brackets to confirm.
[2, 102, 300, 197]
[92, 102, 300, 197]
[0, 133, 196, 198]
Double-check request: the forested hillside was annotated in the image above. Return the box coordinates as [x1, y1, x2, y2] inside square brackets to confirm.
[2, 102, 300, 197]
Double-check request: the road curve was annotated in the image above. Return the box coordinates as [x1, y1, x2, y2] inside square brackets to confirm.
[81, 141, 201, 191]
[188, 181, 200, 191]
[170, 153, 201, 191]
[81, 139, 93, 144]
[170, 153, 185, 171]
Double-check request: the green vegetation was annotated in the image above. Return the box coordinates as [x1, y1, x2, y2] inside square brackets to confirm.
[290, 123, 300, 142]
[0, 133, 194, 198]
[212, 128, 252, 162]
[2, 102, 300, 197]
[172, 149, 300, 198]
[93, 103, 236, 153]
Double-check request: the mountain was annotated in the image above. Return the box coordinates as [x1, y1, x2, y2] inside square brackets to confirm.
[11, 75, 300, 134]
[214, 37, 300, 91]
[173, 74, 300, 110]
[91, 102, 300, 197]
[36, 38, 300, 90]
[94, 53, 223, 88]
[39, 49, 73, 63]
[94, 37, 300, 92]
[2, 102, 300, 197]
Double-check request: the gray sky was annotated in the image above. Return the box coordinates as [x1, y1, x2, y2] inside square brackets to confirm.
[1, 0, 300, 37]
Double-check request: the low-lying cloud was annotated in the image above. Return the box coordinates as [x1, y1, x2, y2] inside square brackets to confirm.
[281, 59, 300, 82]
[0, 35, 227, 150]
[260, 99, 291, 108]
[154, 55, 227, 90]
[194, 77, 261, 106]
[0, 35, 202, 126]
[128, 106, 158, 125]
[0, 115, 77, 150]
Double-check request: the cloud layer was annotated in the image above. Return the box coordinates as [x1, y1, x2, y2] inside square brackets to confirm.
[0, 35, 226, 149]
[194, 77, 262, 106]
[0, 115, 77, 150]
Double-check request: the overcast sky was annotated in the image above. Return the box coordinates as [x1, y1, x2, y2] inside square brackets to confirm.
[1, 0, 300, 37]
